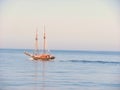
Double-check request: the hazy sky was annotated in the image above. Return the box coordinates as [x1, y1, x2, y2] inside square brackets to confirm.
[0, 0, 120, 51]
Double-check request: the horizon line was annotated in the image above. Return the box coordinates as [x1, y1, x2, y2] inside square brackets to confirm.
[0, 48, 120, 52]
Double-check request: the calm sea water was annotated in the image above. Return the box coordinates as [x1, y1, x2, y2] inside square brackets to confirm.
[0, 49, 120, 90]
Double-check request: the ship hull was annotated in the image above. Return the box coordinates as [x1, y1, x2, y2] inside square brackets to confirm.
[24, 52, 55, 60]
[32, 54, 55, 60]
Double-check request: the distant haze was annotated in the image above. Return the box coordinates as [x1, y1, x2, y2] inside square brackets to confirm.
[0, 0, 120, 51]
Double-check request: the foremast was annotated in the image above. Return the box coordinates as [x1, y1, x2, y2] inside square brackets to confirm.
[43, 25, 46, 54]
[35, 28, 39, 55]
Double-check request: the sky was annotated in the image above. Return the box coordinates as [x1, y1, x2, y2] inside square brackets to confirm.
[0, 0, 120, 51]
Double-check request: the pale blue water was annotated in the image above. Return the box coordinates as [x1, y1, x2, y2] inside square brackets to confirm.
[0, 49, 120, 90]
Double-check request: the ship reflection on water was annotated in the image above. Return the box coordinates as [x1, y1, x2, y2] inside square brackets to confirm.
[34, 60, 47, 90]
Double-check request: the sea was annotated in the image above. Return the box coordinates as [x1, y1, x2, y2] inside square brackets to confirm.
[0, 49, 120, 90]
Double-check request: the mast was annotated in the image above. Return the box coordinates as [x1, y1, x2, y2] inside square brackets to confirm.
[35, 28, 39, 54]
[43, 25, 46, 54]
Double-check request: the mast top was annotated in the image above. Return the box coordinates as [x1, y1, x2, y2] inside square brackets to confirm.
[43, 25, 46, 39]
[36, 28, 38, 40]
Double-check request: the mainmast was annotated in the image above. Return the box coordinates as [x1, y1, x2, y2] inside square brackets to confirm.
[35, 28, 39, 54]
[43, 25, 46, 54]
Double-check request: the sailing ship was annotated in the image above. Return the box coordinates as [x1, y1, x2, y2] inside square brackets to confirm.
[24, 26, 55, 60]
